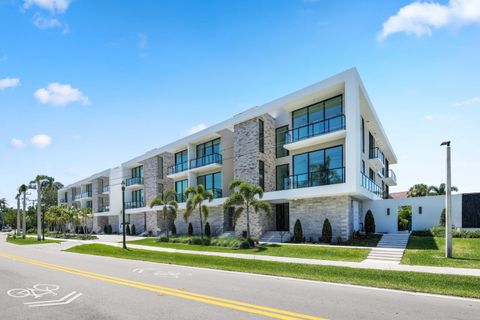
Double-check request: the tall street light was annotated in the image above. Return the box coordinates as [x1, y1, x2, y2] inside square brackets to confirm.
[121, 181, 127, 249]
[441, 141, 452, 258]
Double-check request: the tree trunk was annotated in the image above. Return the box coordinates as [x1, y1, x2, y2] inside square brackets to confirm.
[16, 198, 21, 236]
[246, 202, 251, 239]
[22, 192, 26, 239]
[165, 209, 169, 240]
[199, 206, 204, 240]
[37, 181, 42, 241]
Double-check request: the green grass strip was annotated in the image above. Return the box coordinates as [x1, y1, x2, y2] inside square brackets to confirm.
[128, 238, 369, 262]
[7, 236, 63, 245]
[66, 244, 480, 299]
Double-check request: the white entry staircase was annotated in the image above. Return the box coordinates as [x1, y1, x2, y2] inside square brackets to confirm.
[365, 233, 410, 264]
[259, 231, 291, 243]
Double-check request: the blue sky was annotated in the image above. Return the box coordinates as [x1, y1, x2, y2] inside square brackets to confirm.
[1, 0, 479, 205]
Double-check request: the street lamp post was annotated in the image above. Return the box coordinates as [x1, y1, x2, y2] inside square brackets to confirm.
[121, 181, 127, 249]
[441, 141, 452, 258]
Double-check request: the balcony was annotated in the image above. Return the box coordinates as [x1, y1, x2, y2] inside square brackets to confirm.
[361, 173, 384, 198]
[125, 177, 144, 188]
[189, 153, 222, 173]
[175, 193, 186, 203]
[384, 169, 397, 186]
[102, 185, 110, 193]
[98, 206, 110, 213]
[74, 194, 81, 201]
[283, 167, 345, 189]
[284, 115, 346, 152]
[167, 162, 189, 179]
[368, 147, 385, 171]
[125, 201, 145, 209]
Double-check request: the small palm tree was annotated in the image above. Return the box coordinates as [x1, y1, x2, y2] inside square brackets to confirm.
[149, 189, 178, 240]
[184, 185, 213, 240]
[18, 184, 28, 238]
[15, 193, 21, 236]
[78, 208, 92, 234]
[222, 180, 272, 239]
[428, 183, 459, 196]
[0, 198, 7, 228]
[406, 183, 429, 197]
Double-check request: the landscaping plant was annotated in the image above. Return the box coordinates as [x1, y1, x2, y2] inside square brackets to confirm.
[320, 218, 332, 243]
[365, 210, 375, 234]
[293, 219, 303, 242]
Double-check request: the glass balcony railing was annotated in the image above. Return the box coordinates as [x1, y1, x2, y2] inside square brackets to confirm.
[190, 153, 222, 169]
[102, 185, 110, 193]
[167, 162, 188, 175]
[285, 114, 345, 144]
[98, 206, 109, 212]
[369, 147, 385, 164]
[125, 201, 145, 209]
[175, 193, 186, 203]
[361, 173, 384, 197]
[81, 191, 92, 198]
[74, 194, 81, 201]
[126, 177, 144, 186]
[283, 167, 345, 189]
[386, 169, 396, 182]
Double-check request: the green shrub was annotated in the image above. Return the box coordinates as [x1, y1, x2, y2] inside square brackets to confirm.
[239, 240, 250, 249]
[365, 210, 375, 234]
[205, 222, 211, 238]
[320, 218, 332, 243]
[411, 230, 434, 237]
[188, 223, 193, 236]
[131, 224, 136, 235]
[158, 236, 169, 242]
[414, 226, 480, 238]
[103, 225, 108, 234]
[293, 219, 303, 242]
[107, 224, 112, 234]
[171, 223, 176, 236]
[27, 228, 36, 234]
[440, 208, 446, 227]
[126, 224, 131, 236]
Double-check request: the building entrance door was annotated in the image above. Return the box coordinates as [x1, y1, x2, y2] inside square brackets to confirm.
[275, 203, 289, 231]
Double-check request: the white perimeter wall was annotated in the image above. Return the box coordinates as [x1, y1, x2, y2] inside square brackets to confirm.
[362, 194, 463, 233]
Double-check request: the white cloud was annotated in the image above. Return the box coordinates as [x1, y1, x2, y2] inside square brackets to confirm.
[378, 0, 480, 41]
[454, 97, 480, 107]
[183, 123, 207, 136]
[425, 115, 435, 121]
[23, 0, 71, 14]
[10, 138, 25, 149]
[34, 83, 89, 106]
[0, 77, 20, 90]
[31, 134, 51, 149]
[33, 13, 61, 29]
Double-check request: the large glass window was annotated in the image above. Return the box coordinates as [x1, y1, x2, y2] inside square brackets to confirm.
[275, 126, 289, 158]
[276, 164, 289, 191]
[197, 172, 222, 198]
[259, 119, 264, 153]
[292, 145, 344, 188]
[175, 179, 188, 202]
[259, 160, 265, 190]
[196, 138, 221, 158]
[174, 150, 188, 172]
[292, 95, 343, 129]
[131, 166, 144, 178]
[131, 189, 144, 207]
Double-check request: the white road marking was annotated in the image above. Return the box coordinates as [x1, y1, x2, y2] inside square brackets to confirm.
[7, 284, 59, 299]
[24, 291, 78, 305]
[27, 292, 82, 308]
[133, 267, 192, 278]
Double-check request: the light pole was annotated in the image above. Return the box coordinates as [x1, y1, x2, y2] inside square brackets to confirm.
[441, 141, 452, 258]
[121, 181, 127, 249]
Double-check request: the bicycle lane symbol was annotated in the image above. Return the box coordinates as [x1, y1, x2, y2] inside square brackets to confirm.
[7, 284, 82, 308]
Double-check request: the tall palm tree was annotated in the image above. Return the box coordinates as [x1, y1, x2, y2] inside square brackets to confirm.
[406, 183, 429, 198]
[30, 175, 51, 240]
[78, 207, 92, 234]
[184, 185, 213, 240]
[428, 183, 459, 196]
[15, 193, 21, 236]
[0, 198, 7, 228]
[149, 189, 178, 240]
[18, 184, 28, 238]
[222, 180, 272, 239]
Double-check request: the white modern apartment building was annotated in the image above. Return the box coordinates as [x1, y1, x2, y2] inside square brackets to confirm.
[58, 68, 397, 241]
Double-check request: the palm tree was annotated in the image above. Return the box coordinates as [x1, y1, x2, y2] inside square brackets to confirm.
[78, 207, 92, 234]
[0, 198, 7, 228]
[149, 189, 178, 240]
[30, 175, 52, 240]
[184, 185, 213, 240]
[406, 183, 429, 197]
[428, 183, 459, 196]
[222, 180, 272, 239]
[18, 184, 28, 238]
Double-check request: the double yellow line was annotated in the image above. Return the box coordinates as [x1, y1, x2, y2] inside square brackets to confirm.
[0, 252, 327, 320]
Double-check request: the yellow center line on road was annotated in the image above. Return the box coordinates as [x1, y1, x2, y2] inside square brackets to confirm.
[0, 252, 328, 320]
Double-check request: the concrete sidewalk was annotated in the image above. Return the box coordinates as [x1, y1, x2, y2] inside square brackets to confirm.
[63, 238, 480, 277]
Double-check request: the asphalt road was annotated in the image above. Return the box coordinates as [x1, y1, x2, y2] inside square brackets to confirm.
[0, 235, 479, 320]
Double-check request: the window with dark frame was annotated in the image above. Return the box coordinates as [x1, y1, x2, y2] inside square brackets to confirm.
[275, 126, 289, 158]
[361, 117, 365, 153]
[369, 168, 375, 181]
[158, 157, 163, 179]
[276, 164, 289, 191]
[259, 160, 265, 190]
[259, 119, 264, 153]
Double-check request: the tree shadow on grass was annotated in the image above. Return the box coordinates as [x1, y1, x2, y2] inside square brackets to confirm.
[407, 236, 439, 250]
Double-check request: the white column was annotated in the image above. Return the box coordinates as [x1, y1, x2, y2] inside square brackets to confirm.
[344, 73, 361, 193]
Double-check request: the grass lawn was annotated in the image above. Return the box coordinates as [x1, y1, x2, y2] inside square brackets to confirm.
[128, 238, 370, 262]
[67, 244, 480, 299]
[402, 236, 480, 269]
[7, 235, 63, 245]
[335, 234, 382, 247]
